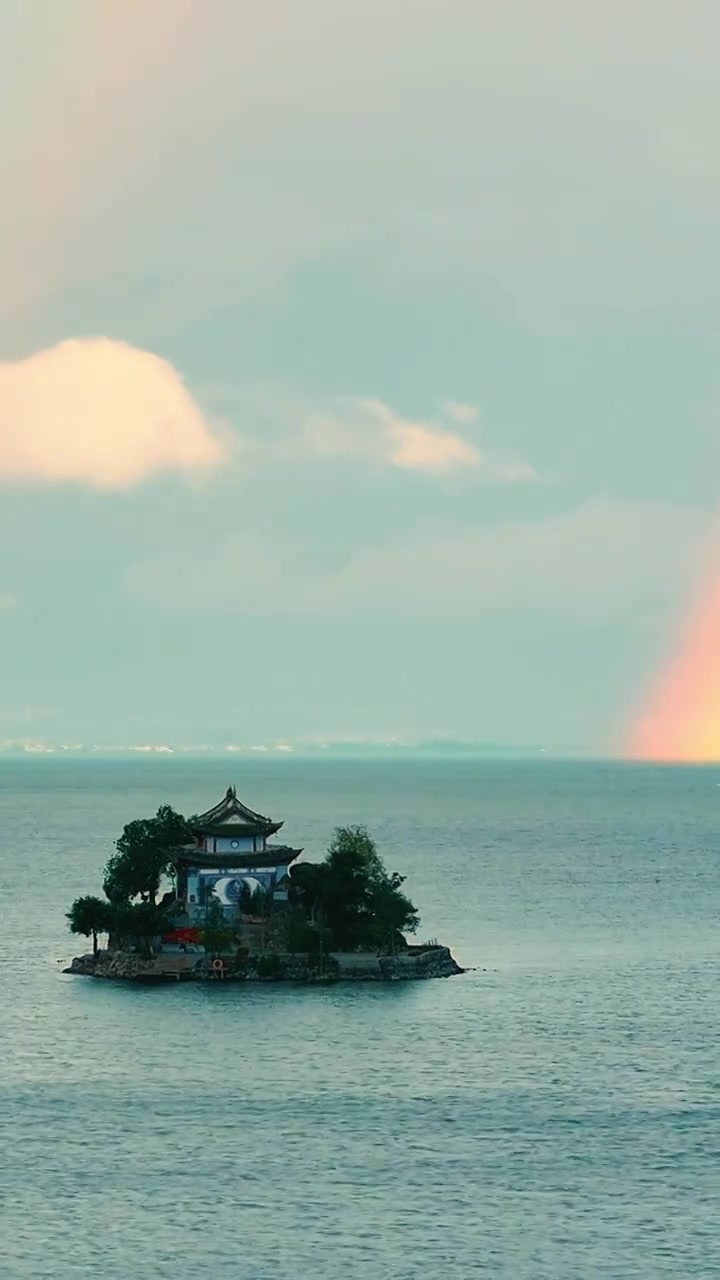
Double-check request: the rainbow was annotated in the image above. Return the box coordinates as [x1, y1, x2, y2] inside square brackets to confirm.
[628, 569, 720, 761]
[3, 4, 211, 331]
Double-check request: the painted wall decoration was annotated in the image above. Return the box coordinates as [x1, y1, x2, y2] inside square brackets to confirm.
[186, 867, 276, 908]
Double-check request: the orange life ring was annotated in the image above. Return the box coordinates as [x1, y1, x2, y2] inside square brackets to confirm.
[212, 958, 224, 972]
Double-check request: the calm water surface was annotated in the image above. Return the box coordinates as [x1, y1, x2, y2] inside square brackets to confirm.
[1, 759, 719, 1278]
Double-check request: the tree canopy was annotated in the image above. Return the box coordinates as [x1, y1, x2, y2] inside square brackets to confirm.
[290, 824, 419, 952]
[103, 805, 191, 905]
[110, 901, 180, 956]
[66, 895, 116, 955]
[67, 895, 180, 956]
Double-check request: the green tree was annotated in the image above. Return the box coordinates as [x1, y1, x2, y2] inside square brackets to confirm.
[288, 861, 326, 924]
[237, 883, 273, 917]
[282, 910, 333, 957]
[290, 825, 419, 951]
[103, 805, 191, 905]
[110, 901, 179, 958]
[200, 901, 238, 957]
[365, 874, 419, 954]
[66, 895, 115, 955]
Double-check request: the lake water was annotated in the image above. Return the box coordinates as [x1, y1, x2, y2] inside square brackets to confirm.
[1, 758, 719, 1278]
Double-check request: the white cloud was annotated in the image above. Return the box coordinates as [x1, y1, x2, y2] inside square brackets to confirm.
[441, 402, 479, 426]
[303, 397, 483, 474]
[0, 338, 224, 489]
[0, 593, 17, 610]
[367, 399, 481, 473]
[124, 497, 708, 621]
[288, 394, 530, 481]
[0, 350, 529, 491]
[386, 421, 478, 472]
[227, 389, 533, 480]
[326, 499, 707, 619]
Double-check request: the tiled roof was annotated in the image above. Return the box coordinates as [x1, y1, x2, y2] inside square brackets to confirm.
[190, 785, 283, 836]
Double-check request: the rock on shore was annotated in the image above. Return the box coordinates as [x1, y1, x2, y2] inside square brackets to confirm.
[65, 944, 464, 983]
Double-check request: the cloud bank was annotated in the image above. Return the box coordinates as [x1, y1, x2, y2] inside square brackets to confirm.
[124, 497, 705, 621]
[0, 338, 223, 489]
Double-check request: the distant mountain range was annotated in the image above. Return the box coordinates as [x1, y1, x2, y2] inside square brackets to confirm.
[0, 738, 595, 759]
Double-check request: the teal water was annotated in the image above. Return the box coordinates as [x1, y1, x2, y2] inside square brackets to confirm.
[1, 759, 719, 1278]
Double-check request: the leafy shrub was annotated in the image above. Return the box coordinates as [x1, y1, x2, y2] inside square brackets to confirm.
[255, 954, 285, 979]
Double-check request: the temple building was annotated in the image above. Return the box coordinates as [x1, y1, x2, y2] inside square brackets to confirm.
[174, 786, 302, 921]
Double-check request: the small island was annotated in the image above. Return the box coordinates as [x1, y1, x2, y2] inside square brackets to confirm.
[66, 785, 463, 983]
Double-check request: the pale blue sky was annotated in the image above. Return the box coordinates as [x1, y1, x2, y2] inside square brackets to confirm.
[1, 2, 718, 751]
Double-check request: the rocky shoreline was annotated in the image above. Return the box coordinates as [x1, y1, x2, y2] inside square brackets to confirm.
[65, 944, 464, 984]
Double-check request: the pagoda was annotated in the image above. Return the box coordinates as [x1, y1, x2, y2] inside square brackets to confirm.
[175, 786, 302, 919]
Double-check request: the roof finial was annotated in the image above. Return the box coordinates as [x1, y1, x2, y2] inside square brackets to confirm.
[227, 785, 236, 799]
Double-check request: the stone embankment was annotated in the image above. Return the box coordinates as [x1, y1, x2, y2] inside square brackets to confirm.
[65, 944, 464, 983]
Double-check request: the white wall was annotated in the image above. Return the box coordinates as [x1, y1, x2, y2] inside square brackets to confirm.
[203, 835, 267, 854]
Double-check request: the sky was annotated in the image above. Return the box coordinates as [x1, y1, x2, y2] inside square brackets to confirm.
[1, 1, 719, 755]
